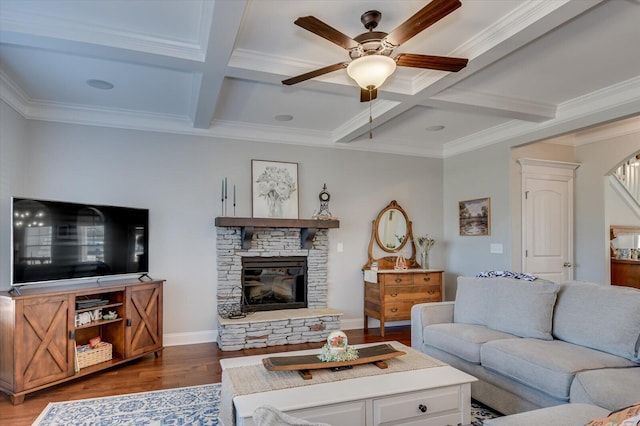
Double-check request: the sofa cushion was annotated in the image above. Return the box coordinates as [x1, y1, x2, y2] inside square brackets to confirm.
[485, 279, 559, 340]
[553, 281, 640, 362]
[571, 368, 640, 411]
[481, 339, 638, 400]
[454, 276, 559, 340]
[483, 404, 609, 426]
[422, 323, 517, 364]
[454, 277, 493, 326]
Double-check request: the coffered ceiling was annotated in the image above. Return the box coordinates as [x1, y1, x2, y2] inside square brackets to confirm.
[1, 0, 639, 157]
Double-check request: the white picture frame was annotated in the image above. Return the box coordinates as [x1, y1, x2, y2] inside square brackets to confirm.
[251, 160, 299, 219]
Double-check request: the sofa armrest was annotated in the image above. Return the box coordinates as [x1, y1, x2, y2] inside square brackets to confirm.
[411, 301, 455, 349]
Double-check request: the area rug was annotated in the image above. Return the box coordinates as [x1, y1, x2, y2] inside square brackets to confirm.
[33, 383, 500, 425]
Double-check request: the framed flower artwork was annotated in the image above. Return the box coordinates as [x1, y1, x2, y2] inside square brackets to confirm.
[251, 160, 299, 219]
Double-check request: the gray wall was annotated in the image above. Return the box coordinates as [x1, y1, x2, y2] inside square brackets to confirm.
[0, 107, 443, 341]
[443, 141, 513, 297]
[0, 100, 27, 292]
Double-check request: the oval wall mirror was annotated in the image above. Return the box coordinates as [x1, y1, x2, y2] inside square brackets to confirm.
[375, 203, 409, 252]
[364, 200, 417, 270]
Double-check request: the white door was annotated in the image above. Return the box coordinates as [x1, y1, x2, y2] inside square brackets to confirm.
[520, 159, 579, 282]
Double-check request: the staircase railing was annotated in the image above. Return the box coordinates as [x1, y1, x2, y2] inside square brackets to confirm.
[613, 155, 640, 208]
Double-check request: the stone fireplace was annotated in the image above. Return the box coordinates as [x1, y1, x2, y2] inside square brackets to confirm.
[215, 218, 341, 351]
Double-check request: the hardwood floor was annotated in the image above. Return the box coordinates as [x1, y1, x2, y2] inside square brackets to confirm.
[0, 326, 410, 425]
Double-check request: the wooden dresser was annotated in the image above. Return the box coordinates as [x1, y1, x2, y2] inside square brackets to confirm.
[611, 259, 640, 289]
[364, 269, 444, 337]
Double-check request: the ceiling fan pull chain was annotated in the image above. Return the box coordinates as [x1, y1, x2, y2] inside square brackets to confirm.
[369, 91, 373, 139]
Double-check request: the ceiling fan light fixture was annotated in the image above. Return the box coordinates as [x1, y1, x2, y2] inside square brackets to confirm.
[346, 55, 396, 90]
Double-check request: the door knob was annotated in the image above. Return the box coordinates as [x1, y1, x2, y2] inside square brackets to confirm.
[563, 262, 572, 267]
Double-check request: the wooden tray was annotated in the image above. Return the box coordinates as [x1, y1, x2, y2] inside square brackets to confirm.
[262, 343, 406, 379]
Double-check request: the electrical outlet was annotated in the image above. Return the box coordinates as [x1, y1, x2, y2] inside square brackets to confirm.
[337, 242, 344, 253]
[490, 243, 503, 254]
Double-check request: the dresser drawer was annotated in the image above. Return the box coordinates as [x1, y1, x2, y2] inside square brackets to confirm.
[384, 301, 412, 319]
[413, 273, 441, 286]
[418, 284, 442, 301]
[381, 274, 413, 286]
[373, 385, 461, 425]
[384, 285, 425, 300]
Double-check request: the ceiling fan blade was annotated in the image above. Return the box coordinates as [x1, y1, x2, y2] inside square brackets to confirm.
[395, 53, 468, 72]
[282, 62, 349, 86]
[384, 0, 461, 47]
[294, 16, 360, 50]
[360, 87, 378, 102]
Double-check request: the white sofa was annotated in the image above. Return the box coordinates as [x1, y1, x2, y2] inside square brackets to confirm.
[411, 277, 640, 417]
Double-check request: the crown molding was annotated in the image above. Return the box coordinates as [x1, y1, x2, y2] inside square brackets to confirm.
[0, 6, 207, 61]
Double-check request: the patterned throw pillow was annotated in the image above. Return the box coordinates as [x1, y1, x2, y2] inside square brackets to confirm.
[586, 403, 640, 426]
[476, 270, 536, 281]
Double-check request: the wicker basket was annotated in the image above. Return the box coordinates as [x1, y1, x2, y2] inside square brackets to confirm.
[76, 342, 112, 369]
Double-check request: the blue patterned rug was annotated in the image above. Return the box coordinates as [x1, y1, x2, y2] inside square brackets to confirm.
[34, 383, 500, 425]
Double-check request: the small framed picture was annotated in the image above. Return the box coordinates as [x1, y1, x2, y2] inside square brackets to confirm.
[251, 160, 299, 219]
[459, 197, 491, 236]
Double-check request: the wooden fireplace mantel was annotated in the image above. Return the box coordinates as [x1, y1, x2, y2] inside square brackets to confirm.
[214, 217, 340, 249]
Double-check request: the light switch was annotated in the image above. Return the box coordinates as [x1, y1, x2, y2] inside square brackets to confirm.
[337, 242, 344, 253]
[490, 243, 503, 254]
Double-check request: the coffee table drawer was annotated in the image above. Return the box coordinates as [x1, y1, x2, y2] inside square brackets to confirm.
[373, 385, 460, 425]
[289, 400, 366, 426]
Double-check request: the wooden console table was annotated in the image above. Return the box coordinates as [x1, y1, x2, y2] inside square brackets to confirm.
[364, 269, 444, 337]
[0, 279, 163, 404]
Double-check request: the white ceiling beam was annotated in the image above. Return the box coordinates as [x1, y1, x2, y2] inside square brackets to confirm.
[190, 0, 247, 129]
[424, 88, 557, 122]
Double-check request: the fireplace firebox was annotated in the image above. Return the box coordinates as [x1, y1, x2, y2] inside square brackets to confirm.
[242, 257, 307, 312]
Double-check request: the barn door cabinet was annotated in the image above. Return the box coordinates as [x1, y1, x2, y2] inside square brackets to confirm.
[0, 279, 163, 404]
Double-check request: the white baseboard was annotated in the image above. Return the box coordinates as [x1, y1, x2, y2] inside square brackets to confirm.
[164, 330, 217, 347]
[340, 317, 363, 330]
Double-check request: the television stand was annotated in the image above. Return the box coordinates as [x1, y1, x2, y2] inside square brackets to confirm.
[138, 273, 153, 281]
[0, 278, 164, 404]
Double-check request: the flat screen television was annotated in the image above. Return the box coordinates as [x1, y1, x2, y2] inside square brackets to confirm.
[11, 197, 149, 287]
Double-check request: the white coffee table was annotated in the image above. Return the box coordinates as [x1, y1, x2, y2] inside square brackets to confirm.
[220, 341, 477, 426]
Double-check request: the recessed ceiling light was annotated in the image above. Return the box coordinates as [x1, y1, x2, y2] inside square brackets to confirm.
[425, 125, 445, 132]
[86, 79, 114, 90]
[274, 114, 293, 122]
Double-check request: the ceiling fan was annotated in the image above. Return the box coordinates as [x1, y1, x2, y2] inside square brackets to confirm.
[282, 0, 469, 102]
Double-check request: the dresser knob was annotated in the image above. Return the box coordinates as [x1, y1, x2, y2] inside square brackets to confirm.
[418, 404, 427, 413]
[423, 277, 431, 282]
[395, 278, 402, 283]
[390, 307, 398, 313]
[390, 292, 398, 297]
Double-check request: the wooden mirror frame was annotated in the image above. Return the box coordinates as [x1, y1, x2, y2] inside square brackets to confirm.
[364, 200, 418, 269]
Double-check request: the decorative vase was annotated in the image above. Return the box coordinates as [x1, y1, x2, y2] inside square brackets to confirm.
[421, 250, 429, 269]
